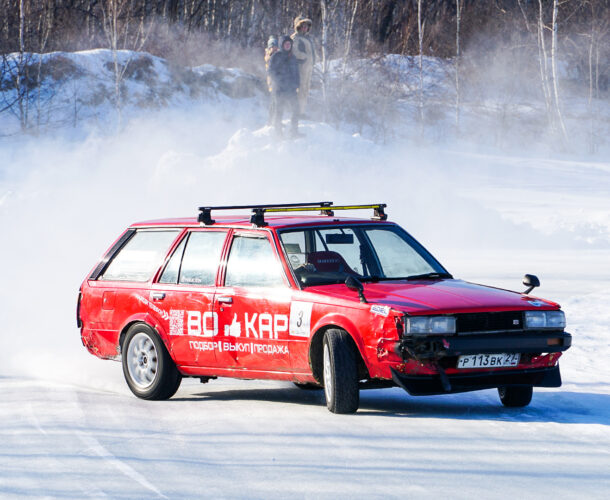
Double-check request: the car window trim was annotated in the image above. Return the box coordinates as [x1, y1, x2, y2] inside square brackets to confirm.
[155, 228, 230, 287]
[156, 229, 189, 285]
[221, 229, 291, 289]
[97, 228, 183, 283]
[277, 223, 450, 285]
[92, 228, 182, 282]
[89, 228, 136, 280]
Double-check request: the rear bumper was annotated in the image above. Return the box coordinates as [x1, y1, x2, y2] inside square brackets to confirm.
[391, 364, 562, 396]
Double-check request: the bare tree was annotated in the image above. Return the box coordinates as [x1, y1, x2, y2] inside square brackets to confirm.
[33, 1, 54, 133]
[417, 0, 424, 135]
[15, 0, 29, 131]
[550, 0, 568, 143]
[101, 0, 152, 130]
[320, 0, 332, 121]
[583, 0, 609, 152]
[455, 0, 462, 130]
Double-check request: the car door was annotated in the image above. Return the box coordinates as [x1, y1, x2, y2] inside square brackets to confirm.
[213, 230, 293, 372]
[151, 228, 229, 367]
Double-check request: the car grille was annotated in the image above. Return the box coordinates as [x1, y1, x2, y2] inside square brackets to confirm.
[456, 311, 524, 334]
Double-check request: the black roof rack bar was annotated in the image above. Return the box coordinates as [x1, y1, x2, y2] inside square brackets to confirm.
[197, 202, 387, 227]
[198, 202, 332, 212]
[198, 202, 332, 226]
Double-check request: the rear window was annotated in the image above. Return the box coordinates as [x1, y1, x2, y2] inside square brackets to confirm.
[100, 230, 179, 282]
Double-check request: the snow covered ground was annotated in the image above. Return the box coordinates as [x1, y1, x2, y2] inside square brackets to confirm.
[1, 51, 609, 498]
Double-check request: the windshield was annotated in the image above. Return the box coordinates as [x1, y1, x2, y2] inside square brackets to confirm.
[279, 224, 449, 287]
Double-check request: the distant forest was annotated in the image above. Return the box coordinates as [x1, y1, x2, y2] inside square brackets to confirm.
[1, 1, 608, 68]
[1, 0, 607, 148]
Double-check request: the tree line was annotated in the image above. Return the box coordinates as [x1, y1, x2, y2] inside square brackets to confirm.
[1, 0, 607, 150]
[0, 1, 607, 63]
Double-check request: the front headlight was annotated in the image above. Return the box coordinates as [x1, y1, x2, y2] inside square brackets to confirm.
[525, 310, 565, 329]
[406, 316, 456, 336]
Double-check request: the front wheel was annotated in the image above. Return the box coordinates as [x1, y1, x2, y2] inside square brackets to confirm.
[323, 329, 359, 414]
[498, 385, 533, 407]
[122, 323, 181, 400]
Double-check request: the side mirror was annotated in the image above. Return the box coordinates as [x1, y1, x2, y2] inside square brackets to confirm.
[345, 276, 367, 303]
[523, 274, 540, 294]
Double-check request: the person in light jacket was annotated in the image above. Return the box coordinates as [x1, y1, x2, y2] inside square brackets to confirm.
[291, 15, 315, 117]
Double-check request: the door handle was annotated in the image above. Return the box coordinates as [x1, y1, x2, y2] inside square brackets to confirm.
[151, 292, 166, 301]
[217, 296, 233, 304]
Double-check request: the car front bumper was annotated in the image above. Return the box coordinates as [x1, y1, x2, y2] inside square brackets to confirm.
[391, 364, 562, 396]
[388, 330, 571, 395]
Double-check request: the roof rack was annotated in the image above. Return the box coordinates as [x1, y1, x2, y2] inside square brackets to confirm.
[197, 202, 387, 227]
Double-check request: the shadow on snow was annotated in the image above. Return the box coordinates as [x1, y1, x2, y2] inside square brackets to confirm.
[173, 384, 610, 425]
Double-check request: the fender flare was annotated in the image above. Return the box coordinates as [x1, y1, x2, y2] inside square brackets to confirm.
[118, 313, 171, 352]
[309, 312, 372, 382]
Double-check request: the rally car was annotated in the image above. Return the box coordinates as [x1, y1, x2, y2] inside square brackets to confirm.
[77, 202, 571, 413]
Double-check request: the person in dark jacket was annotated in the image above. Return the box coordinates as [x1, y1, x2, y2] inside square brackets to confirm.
[268, 35, 300, 137]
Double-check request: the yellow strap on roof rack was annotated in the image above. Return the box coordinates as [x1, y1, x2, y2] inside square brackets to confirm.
[265, 204, 384, 213]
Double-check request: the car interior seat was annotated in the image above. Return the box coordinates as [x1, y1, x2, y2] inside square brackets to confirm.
[306, 251, 357, 275]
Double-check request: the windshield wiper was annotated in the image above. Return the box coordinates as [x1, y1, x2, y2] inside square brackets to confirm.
[360, 275, 381, 283]
[360, 273, 452, 282]
[404, 272, 453, 280]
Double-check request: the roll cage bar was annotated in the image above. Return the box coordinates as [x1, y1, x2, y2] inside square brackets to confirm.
[197, 202, 387, 227]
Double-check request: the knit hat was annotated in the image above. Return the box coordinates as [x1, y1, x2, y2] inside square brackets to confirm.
[279, 35, 293, 52]
[294, 16, 312, 31]
[267, 36, 278, 49]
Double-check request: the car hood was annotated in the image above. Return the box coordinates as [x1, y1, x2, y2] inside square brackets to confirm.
[306, 279, 558, 314]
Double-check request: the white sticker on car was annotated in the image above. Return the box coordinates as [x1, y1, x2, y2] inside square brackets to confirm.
[134, 293, 169, 321]
[187, 311, 218, 337]
[169, 309, 184, 336]
[371, 304, 390, 317]
[528, 300, 545, 307]
[289, 301, 313, 337]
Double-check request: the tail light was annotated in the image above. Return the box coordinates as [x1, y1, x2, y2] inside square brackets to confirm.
[76, 290, 83, 328]
[394, 315, 404, 336]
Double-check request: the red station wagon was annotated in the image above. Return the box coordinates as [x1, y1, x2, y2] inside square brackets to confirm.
[78, 202, 572, 413]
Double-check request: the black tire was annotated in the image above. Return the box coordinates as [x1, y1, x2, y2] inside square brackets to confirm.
[498, 385, 533, 407]
[322, 329, 359, 414]
[293, 382, 322, 391]
[122, 323, 181, 400]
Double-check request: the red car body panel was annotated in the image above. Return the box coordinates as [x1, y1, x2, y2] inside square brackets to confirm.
[78, 215, 571, 397]
[305, 280, 559, 314]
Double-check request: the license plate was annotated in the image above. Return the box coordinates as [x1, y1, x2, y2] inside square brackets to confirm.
[457, 353, 520, 369]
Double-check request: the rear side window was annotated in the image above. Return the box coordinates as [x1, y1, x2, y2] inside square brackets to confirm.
[100, 230, 179, 282]
[158, 235, 188, 284]
[164, 231, 227, 286]
[224, 235, 285, 287]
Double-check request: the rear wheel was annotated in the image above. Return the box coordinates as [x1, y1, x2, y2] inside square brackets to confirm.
[323, 329, 359, 414]
[122, 323, 181, 400]
[498, 385, 533, 407]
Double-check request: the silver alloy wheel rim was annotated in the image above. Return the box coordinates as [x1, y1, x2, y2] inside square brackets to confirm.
[323, 343, 333, 403]
[127, 332, 159, 389]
